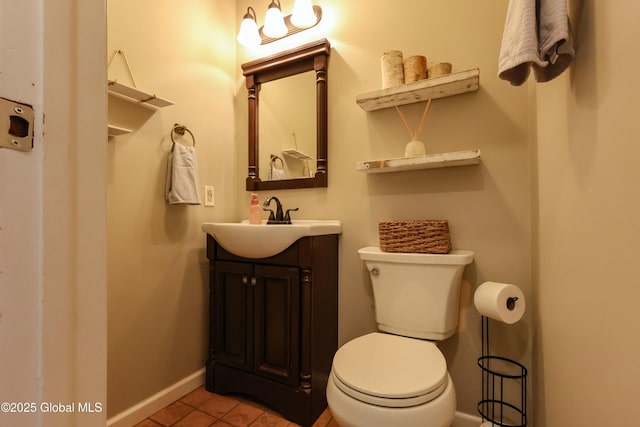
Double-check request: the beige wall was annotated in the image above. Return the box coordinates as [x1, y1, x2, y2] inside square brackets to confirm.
[534, 2, 640, 425]
[106, 0, 236, 416]
[235, 0, 531, 417]
[107, 1, 640, 424]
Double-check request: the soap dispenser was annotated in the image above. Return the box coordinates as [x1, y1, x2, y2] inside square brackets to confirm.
[249, 193, 262, 224]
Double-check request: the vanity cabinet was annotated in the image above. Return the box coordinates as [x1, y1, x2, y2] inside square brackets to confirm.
[212, 261, 300, 387]
[205, 233, 339, 427]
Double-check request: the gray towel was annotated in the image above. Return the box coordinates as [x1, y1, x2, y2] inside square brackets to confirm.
[533, 0, 575, 82]
[498, 0, 574, 86]
[498, 0, 547, 85]
[165, 142, 202, 205]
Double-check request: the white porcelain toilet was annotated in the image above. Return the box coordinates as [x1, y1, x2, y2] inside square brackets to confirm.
[326, 246, 474, 427]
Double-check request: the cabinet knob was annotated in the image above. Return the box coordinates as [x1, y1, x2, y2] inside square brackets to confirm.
[242, 275, 248, 285]
[251, 277, 257, 287]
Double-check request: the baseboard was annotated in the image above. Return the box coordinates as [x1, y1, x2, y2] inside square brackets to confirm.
[106, 368, 205, 427]
[452, 411, 483, 427]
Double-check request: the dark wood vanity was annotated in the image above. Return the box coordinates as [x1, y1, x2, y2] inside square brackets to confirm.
[205, 233, 338, 427]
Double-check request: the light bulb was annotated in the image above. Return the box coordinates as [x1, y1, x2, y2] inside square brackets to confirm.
[237, 8, 261, 47]
[291, 0, 317, 28]
[263, 1, 287, 38]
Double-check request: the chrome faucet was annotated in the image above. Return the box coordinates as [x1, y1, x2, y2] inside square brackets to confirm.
[263, 196, 298, 224]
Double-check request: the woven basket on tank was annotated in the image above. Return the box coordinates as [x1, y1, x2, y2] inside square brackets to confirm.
[378, 220, 451, 254]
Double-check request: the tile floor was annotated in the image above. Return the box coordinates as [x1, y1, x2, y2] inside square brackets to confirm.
[134, 386, 338, 427]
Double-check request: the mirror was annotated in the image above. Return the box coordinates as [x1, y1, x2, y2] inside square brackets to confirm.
[259, 71, 316, 182]
[242, 39, 330, 191]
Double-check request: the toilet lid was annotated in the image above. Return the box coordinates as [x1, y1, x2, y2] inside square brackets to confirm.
[332, 333, 448, 407]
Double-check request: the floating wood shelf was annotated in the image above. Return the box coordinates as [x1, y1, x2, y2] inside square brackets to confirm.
[282, 148, 313, 160]
[356, 68, 479, 112]
[107, 80, 174, 108]
[107, 80, 173, 138]
[108, 124, 133, 137]
[355, 149, 481, 173]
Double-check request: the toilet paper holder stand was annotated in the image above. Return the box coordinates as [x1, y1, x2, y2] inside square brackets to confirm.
[477, 315, 528, 427]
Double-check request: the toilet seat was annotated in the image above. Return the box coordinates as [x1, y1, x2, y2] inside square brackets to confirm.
[331, 333, 448, 408]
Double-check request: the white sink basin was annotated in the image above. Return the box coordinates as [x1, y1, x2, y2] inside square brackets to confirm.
[202, 220, 342, 259]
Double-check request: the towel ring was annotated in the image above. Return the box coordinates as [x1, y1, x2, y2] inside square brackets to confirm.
[171, 123, 196, 147]
[270, 154, 284, 167]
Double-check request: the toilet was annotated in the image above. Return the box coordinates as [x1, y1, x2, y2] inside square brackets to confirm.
[326, 246, 474, 427]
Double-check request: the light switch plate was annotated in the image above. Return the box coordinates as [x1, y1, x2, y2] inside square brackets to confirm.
[204, 185, 215, 207]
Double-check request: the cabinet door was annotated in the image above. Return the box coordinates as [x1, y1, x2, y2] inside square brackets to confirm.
[253, 265, 300, 387]
[212, 261, 253, 372]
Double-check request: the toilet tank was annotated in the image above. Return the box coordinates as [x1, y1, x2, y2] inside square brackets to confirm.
[358, 247, 474, 341]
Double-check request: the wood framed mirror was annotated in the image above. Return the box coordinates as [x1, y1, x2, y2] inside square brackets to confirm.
[242, 39, 330, 191]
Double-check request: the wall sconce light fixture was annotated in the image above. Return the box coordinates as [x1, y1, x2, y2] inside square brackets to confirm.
[237, 0, 323, 47]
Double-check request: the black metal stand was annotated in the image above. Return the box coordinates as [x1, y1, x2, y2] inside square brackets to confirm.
[477, 316, 527, 427]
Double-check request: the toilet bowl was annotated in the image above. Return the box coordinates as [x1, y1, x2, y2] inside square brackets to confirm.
[326, 333, 455, 427]
[326, 247, 473, 427]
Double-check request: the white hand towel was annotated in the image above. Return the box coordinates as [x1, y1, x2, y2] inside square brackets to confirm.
[533, 0, 575, 82]
[165, 142, 202, 205]
[498, 0, 548, 86]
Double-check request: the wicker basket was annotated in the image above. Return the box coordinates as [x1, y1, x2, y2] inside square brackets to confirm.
[378, 220, 451, 254]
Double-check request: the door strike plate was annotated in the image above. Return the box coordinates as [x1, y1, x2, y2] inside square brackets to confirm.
[0, 97, 34, 152]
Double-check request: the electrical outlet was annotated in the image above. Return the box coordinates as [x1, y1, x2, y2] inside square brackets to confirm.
[204, 185, 215, 207]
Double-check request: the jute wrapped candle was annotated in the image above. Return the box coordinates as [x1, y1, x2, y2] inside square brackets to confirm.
[404, 55, 427, 83]
[429, 62, 452, 78]
[380, 50, 404, 89]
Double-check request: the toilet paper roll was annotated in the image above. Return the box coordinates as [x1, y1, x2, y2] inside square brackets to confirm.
[474, 281, 525, 324]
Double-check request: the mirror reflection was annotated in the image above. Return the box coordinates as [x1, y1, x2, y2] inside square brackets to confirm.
[243, 38, 330, 191]
[259, 71, 316, 181]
